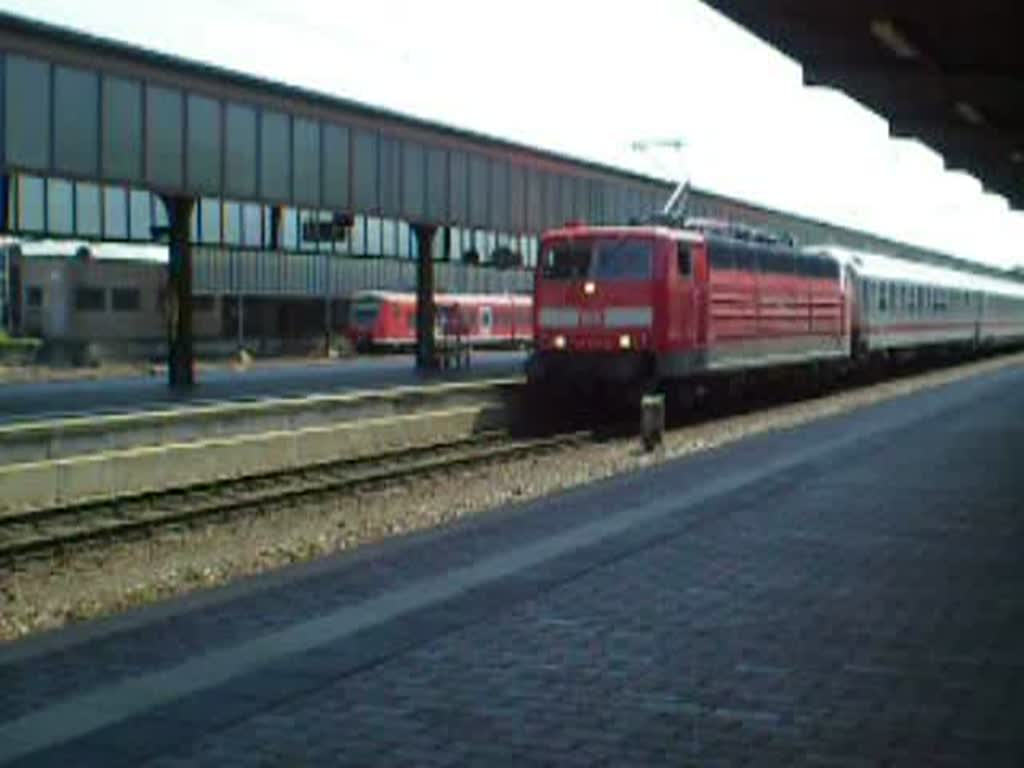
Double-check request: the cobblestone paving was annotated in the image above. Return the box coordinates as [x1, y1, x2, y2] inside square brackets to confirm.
[136, 371, 1024, 766]
[5, 367, 1024, 767]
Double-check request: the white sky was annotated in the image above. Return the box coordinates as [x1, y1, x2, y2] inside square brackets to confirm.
[3, 0, 1023, 268]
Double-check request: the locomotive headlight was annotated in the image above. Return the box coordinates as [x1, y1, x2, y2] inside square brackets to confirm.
[553, 334, 567, 350]
[583, 281, 596, 296]
[619, 334, 632, 350]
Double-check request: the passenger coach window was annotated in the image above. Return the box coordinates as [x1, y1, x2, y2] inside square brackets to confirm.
[677, 243, 691, 277]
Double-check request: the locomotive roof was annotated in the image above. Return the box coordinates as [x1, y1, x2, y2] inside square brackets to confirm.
[805, 245, 1024, 300]
[542, 224, 704, 244]
[544, 223, 818, 253]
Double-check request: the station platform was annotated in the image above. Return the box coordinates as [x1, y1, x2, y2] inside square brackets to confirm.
[0, 351, 526, 424]
[1, 362, 1023, 766]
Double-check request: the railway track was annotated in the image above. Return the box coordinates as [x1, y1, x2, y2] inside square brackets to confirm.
[0, 429, 590, 564]
[4, 350, 1016, 567]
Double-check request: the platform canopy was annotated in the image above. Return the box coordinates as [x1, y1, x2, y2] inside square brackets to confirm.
[704, 1, 1024, 209]
[0, 11, 669, 237]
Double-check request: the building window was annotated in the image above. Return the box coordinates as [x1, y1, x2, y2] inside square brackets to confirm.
[26, 285, 43, 308]
[193, 296, 215, 313]
[111, 287, 141, 312]
[74, 286, 106, 312]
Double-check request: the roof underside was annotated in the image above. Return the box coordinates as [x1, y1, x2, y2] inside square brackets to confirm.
[703, 1, 1024, 209]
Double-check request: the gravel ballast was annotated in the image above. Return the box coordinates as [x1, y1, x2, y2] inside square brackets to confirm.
[2, 352, 1022, 642]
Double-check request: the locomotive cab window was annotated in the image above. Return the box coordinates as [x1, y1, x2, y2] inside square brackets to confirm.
[677, 243, 691, 277]
[541, 243, 590, 280]
[542, 239, 653, 280]
[593, 239, 653, 280]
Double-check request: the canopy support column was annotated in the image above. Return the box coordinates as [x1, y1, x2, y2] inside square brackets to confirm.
[164, 195, 196, 391]
[412, 223, 438, 371]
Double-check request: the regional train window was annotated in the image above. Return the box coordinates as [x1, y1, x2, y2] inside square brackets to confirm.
[677, 243, 691, 277]
[541, 243, 591, 280]
[351, 299, 380, 326]
[593, 239, 653, 280]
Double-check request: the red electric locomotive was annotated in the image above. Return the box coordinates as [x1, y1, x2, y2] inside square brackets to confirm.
[346, 290, 533, 351]
[527, 218, 848, 399]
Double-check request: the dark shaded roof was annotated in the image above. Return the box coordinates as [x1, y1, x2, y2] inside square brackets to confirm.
[703, 1, 1024, 209]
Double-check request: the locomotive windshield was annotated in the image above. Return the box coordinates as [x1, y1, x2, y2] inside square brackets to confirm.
[541, 238, 653, 281]
[594, 239, 653, 280]
[541, 243, 591, 280]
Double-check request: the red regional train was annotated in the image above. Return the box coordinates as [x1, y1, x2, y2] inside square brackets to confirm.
[527, 218, 1024, 401]
[346, 290, 533, 351]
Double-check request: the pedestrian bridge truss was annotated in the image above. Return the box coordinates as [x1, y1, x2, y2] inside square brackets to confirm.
[0, 12, 668, 239]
